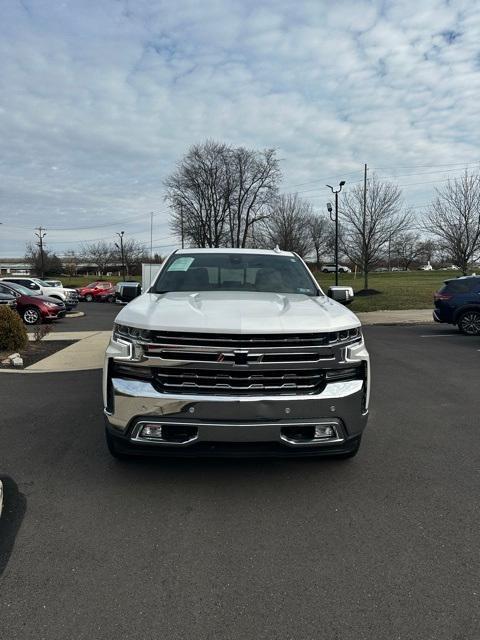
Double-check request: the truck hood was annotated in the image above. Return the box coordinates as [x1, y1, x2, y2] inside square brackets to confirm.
[114, 291, 361, 333]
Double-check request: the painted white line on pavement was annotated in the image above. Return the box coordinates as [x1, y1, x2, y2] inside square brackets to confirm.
[420, 334, 457, 337]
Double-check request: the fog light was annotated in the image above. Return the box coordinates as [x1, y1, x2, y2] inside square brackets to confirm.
[314, 425, 336, 439]
[140, 424, 163, 439]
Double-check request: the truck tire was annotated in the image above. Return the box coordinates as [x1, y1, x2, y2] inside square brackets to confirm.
[458, 310, 480, 336]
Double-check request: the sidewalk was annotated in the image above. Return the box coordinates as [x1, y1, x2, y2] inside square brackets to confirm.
[26, 331, 111, 372]
[357, 309, 432, 325]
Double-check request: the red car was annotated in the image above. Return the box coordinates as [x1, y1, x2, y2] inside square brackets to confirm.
[0, 281, 66, 324]
[77, 281, 114, 302]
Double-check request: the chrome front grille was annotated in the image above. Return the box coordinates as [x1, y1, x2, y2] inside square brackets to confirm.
[148, 331, 334, 348]
[153, 368, 326, 396]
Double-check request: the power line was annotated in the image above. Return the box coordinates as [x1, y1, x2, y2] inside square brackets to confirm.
[373, 160, 479, 170]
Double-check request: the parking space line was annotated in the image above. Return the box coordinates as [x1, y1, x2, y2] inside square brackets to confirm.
[419, 334, 458, 337]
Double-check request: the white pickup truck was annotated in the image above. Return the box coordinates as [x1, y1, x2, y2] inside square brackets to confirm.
[0, 276, 79, 310]
[103, 248, 370, 459]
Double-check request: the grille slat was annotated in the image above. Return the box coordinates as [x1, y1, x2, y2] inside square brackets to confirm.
[149, 331, 333, 348]
[153, 368, 326, 396]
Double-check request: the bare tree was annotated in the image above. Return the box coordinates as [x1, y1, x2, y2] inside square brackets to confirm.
[166, 141, 232, 248]
[307, 214, 330, 267]
[257, 194, 314, 257]
[25, 242, 63, 277]
[416, 239, 437, 266]
[225, 146, 280, 247]
[62, 250, 80, 277]
[80, 241, 114, 274]
[116, 239, 149, 276]
[424, 172, 480, 274]
[340, 174, 412, 289]
[390, 232, 423, 270]
[165, 141, 280, 248]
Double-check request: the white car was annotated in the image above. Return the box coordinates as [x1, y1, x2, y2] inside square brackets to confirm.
[321, 264, 351, 273]
[103, 248, 370, 460]
[0, 276, 79, 310]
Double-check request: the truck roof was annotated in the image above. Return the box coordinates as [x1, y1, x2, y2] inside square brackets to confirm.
[174, 248, 295, 257]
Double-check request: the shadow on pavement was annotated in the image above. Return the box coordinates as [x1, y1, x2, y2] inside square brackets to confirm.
[0, 476, 27, 578]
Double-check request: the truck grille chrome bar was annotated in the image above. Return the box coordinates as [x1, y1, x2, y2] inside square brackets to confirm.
[153, 368, 326, 396]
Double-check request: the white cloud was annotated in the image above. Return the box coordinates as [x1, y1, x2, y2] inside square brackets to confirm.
[0, 0, 479, 256]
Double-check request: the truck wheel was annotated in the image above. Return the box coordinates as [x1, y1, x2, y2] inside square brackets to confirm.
[23, 306, 41, 325]
[458, 310, 480, 336]
[85, 293, 93, 302]
[336, 435, 362, 459]
[105, 428, 131, 460]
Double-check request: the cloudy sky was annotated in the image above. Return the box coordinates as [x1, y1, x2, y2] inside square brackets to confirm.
[1, 0, 479, 258]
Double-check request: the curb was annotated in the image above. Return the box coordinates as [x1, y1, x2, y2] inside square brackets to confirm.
[0, 364, 102, 374]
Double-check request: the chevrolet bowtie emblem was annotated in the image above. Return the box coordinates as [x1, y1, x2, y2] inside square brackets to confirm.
[233, 350, 249, 366]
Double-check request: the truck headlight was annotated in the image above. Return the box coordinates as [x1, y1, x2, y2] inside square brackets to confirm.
[329, 327, 362, 345]
[113, 323, 152, 342]
[111, 324, 152, 361]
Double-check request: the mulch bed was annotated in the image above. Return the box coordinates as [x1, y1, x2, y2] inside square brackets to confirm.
[0, 340, 75, 369]
[355, 289, 382, 297]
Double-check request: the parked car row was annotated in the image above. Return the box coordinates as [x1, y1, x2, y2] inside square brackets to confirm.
[76, 280, 142, 304]
[0, 280, 67, 324]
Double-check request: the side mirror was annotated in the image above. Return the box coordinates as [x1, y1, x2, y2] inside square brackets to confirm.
[328, 286, 354, 305]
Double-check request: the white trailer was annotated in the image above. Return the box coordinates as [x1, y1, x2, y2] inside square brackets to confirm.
[142, 263, 162, 291]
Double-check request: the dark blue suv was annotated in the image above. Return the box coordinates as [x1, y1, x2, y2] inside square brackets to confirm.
[434, 276, 480, 335]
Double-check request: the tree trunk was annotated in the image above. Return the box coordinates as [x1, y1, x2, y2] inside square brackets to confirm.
[363, 261, 369, 290]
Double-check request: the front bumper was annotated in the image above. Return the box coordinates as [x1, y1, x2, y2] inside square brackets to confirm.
[45, 309, 66, 319]
[104, 375, 368, 456]
[103, 332, 370, 456]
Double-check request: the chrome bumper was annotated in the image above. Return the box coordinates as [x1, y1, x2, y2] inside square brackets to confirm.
[104, 376, 368, 447]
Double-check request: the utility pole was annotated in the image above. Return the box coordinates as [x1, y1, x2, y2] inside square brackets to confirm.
[180, 203, 185, 249]
[115, 231, 126, 281]
[149, 212, 153, 288]
[387, 232, 392, 271]
[35, 226, 47, 278]
[362, 163, 368, 289]
[326, 181, 346, 287]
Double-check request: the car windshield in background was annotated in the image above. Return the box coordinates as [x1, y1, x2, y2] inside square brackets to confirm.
[3, 282, 40, 296]
[152, 253, 319, 296]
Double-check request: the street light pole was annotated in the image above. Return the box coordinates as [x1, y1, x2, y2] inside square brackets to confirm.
[116, 231, 125, 281]
[35, 226, 47, 278]
[326, 181, 345, 287]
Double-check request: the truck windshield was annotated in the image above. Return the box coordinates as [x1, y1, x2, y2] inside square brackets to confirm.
[152, 253, 319, 296]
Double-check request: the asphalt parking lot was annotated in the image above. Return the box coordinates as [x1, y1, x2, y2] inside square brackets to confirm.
[56, 301, 119, 332]
[1, 324, 479, 639]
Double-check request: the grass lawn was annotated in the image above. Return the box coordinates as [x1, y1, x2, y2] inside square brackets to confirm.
[61, 275, 141, 288]
[60, 270, 468, 312]
[313, 269, 462, 312]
